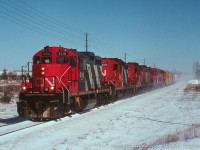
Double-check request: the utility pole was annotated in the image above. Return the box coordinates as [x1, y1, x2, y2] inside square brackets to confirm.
[143, 58, 146, 65]
[86, 32, 88, 52]
[124, 53, 126, 63]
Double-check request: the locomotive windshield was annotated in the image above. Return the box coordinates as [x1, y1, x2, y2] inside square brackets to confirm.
[70, 56, 77, 67]
[34, 56, 52, 64]
[41, 57, 52, 64]
[135, 67, 138, 73]
[33, 56, 40, 64]
[113, 64, 118, 71]
[56, 57, 68, 64]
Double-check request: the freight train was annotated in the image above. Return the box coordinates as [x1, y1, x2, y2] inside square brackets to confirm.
[17, 46, 176, 120]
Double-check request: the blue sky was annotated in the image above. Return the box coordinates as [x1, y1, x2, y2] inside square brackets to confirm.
[0, 0, 200, 73]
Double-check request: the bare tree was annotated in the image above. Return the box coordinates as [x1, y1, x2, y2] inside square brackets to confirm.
[1, 69, 8, 80]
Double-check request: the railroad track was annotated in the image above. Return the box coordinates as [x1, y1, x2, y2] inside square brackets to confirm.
[0, 116, 28, 125]
[0, 120, 45, 136]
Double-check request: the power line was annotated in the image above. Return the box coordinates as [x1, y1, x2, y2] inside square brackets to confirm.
[0, 1, 85, 44]
[0, 10, 84, 47]
[0, 0, 130, 61]
[0, 0, 158, 67]
[0, 3, 85, 46]
[12, 0, 85, 36]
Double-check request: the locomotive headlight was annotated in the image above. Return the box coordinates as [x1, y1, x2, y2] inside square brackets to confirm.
[22, 86, 26, 90]
[45, 87, 49, 92]
[41, 72, 45, 75]
[50, 86, 54, 90]
[41, 67, 45, 71]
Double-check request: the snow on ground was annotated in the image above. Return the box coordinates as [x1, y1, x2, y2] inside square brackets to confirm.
[0, 103, 18, 120]
[0, 92, 19, 123]
[1, 78, 200, 150]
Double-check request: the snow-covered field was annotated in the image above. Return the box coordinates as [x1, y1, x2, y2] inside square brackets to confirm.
[1, 78, 200, 150]
[0, 103, 17, 120]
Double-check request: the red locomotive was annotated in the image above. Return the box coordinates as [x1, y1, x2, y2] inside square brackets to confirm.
[150, 68, 165, 87]
[17, 46, 175, 120]
[127, 62, 140, 93]
[101, 58, 135, 99]
[139, 65, 151, 88]
[18, 46, 110, 119]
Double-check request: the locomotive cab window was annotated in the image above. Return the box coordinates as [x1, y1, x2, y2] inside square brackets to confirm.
[70, 56, 77, 67]
[56, 57, 68, 64]
[33, 56, 40, 64]
[113, 64, 118, 71]
[41, 57, 52, 64]
[95, 59, 102, 65]
[135, 67, 138, 73]
[79, 58, 86, 70]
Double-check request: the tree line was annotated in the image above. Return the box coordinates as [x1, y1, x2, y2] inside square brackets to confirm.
[0, 69, 21, 80]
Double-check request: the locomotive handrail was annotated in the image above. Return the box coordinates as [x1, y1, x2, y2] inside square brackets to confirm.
[60, 66, 71, 88]
[110, 79, 115, 86]
[21, 62, 32, 81]
[60, 66, 71, 104]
